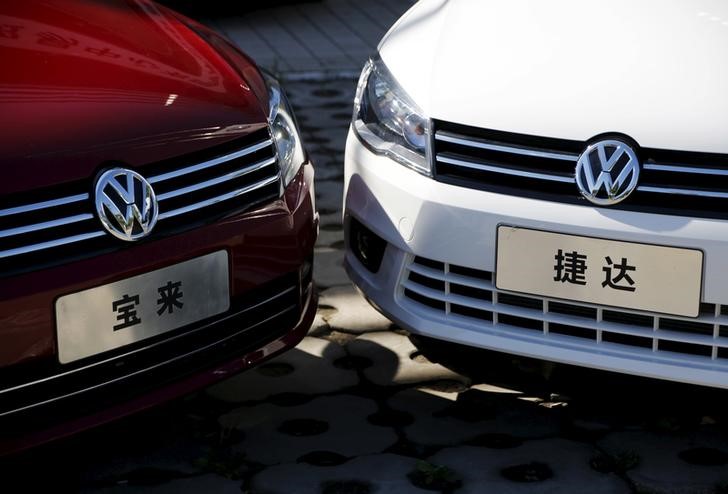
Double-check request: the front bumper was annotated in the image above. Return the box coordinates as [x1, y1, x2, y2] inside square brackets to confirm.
[344, 129, 728, 389]
[0, 163, 317, 454]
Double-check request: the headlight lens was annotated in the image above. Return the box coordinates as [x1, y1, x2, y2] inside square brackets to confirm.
[352, 57, 431, 175]
[265, 73, 306, 188]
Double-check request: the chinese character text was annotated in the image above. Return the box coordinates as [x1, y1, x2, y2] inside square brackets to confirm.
[554, 249, 588, 285]
[112, 294, 141, 330]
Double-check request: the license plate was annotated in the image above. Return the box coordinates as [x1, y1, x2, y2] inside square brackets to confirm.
[496, 226, 703, 317]
[56, 250, 230, 364]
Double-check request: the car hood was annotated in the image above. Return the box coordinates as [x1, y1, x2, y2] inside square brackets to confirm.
[1, 0, 268, 196]
[380, 0, 728, 154]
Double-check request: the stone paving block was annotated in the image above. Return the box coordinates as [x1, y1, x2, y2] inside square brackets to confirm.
[82, 474, 242, 494]
[314, 179, 344, 215]
[301, 108, 355, 132]
[244, 11, 314, 61]
[315, 226, 343, 248]
[314, 247, 349, 288]
[295, 3, 371, 57]
[213, 0, 416, 74]
[206, 337, 358, 403]
[251, 453, 430, 494]
[80, 436, 205, 487]
[326, 0, 392, 46]
[428, 441, 630, 494]
[311, 158, 344, 182]
[286, 81, 357, 110]
[272, 8, 349, 60]
[598, 430, 728, 494]
[307, 125, 350, 150]
[388, 386, 560, 446]
[219, 395, 398, 465]
[319, 284, 393, 333]
[308, 313, 330, 335]
[347, 332, 470, 386]
[318, 211, 343, 230]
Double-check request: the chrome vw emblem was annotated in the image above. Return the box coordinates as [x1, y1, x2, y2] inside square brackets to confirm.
[94, 168, 158, 241]
[575, 139, 640, 206]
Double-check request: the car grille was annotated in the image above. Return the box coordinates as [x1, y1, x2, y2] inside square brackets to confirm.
[400, 255, 728, 366]
[0, 272, 306, 423]
[433, 120, 728, 220]
[0, 126, 280, 277]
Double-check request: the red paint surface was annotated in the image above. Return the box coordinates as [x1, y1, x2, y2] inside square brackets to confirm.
[1, 0, 267, 196]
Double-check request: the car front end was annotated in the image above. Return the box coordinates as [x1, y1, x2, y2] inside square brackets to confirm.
[344, 0, 728, 389]
[0, 1, 316, 453]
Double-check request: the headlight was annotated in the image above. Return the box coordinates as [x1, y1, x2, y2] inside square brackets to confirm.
[265, 73, 306, 188]
[352, 57, 431, 175]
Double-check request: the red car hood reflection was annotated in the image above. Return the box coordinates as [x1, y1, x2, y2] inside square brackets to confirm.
[0, 0, 267, 196]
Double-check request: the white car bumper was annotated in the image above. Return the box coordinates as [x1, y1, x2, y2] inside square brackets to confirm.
[344, 128, 728, 389]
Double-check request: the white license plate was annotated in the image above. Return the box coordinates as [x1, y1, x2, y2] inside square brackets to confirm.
[496, 226, 703, 317]
[56, 250, 230, 364]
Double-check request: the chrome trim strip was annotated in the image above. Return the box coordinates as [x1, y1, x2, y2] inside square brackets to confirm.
[0, 231, 106, 259]
[0, 303, 298, 417]
[437, 155, 575, 183]
[157, 174, 280, 220]
[0, 214, 94, 239]
[436, 131, 578, 162]
[0, 286, 297, 396]
[148, 139, 273, 184]
[637, 185, 728, 199]
[0, 194, 88, 217]
[644, 163, 728, 176]
[156, 157, 277, 201]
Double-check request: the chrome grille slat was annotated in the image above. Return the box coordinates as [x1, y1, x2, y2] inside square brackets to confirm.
[1, 131, 279, 272]
[637, 185, 728, 199]
[0, 193, 88, 217]
[437, 155, 576, 183]
[148, 139, 273, 183]
[643, 163, 728, 176]
[436, 131, 578, 161]
[401, 255, 728, 364]
[0, 214, 94, 239]
[0, 231, 106, 260]
[156, 156, 276, 201]
[157, 173, 280, 221]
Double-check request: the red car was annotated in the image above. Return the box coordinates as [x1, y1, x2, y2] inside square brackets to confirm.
[0, 1, 317, 454]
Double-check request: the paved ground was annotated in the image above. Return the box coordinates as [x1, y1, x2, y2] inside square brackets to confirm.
[199, 0, 415, 78]
[5, 1, 728, 493]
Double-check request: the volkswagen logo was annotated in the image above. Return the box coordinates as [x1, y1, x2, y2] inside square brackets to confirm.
[94, 168, 159, 241]
[575, 139, 640, 206]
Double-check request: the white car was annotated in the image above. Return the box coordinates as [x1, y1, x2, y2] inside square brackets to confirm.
[343, 0, 728, 388]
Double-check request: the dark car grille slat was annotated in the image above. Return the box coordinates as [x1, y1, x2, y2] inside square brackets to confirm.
[0, 128, 279, 276]
[432, 120, 728, 218]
